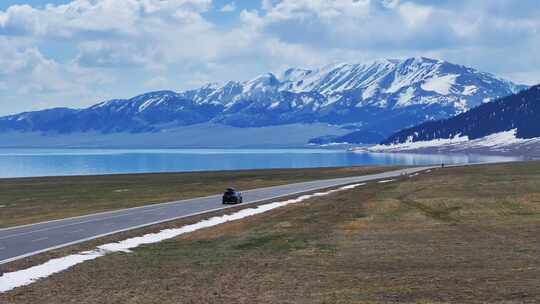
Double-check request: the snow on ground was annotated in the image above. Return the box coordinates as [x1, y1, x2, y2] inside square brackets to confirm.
[395, 87, 416, 107]
[269, 101, 280, 109]
[321, 95, 341, 107]
[363, 129, 540, 153]
[368, 134, 469, 152]
[361, 85, 378, 100]
[468, 129, 528, 148]
[0, 183, 366, 293]
[377, 179, 395, 183]
[462, 85, 478, 96]
[454, 99, 468, 114]
[421, 74, 458, 95]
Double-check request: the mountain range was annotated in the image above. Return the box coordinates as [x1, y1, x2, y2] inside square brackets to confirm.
[0, 57, 527, 146]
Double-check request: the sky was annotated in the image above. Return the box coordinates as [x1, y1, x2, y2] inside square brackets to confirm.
[0, 0, 539, 115]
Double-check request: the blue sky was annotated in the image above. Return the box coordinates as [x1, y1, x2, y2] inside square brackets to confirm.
[0, 0, 539, 115]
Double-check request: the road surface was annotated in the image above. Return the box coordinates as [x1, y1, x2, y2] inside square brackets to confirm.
[0, 166, 434, 264]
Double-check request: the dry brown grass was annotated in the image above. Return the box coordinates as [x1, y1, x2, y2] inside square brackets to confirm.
[2, 162, 540, 303]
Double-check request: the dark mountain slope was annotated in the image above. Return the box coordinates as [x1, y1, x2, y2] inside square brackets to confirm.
[382, 84, 540, 145]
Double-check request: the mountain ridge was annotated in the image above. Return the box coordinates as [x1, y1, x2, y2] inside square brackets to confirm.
[380, 84, 540, 146]
[0, 57, 527, 143]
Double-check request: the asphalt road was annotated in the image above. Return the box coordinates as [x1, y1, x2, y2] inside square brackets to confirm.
[0, 166, 435, 264]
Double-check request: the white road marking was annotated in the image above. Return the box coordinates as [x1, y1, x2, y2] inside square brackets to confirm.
[0, 206, 169, 241]
[31, 237, 49, 243]
[71, 229, 85, 234]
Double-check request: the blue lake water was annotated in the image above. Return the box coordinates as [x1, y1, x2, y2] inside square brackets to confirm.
[0, 148, 521, 178]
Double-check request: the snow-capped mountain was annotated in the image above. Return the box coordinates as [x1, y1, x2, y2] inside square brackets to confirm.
[0, 57, 527, 142]
[367, 84, 540, 156]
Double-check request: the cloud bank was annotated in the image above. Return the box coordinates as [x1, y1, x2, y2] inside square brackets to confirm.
[0, 0, 538, 114]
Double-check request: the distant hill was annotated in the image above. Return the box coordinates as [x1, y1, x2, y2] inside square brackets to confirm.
[309, 130, 387, 145]
[0, 57, 527, 145]
[382, 84, 540, 145]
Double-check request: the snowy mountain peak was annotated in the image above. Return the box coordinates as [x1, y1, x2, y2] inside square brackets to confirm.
[244, 73, 280, 91]
[278, 68, 312, 82]
[199, 82, 222, 90]
[0, 57, 528, 142]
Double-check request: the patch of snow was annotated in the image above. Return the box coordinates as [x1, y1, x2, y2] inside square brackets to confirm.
[0, 183, 365, 293]
[319, 142, 350, 147]
[377, 179, 395, 183]
[113, 189, 129, 193]
[462, 85, 478, 96]
[365, 129, 540, 153]
[0, 251, 105, 293]
[421, 74, 458, 95]
[269, 101, 280, 109]
[454, 99, 468, 114]
[368, 133, 469, 152]
[374, 100, 388, 108]
[361, 85, 378, 100]
[483, 97, 491, 103]
[466, 129, 525, 148]
[278, 68, 311, 84]
[341, 183, 366, 190]
[300, 95, 314, 105]
[322, 95, 341, 107]
[395, 87, 416, 107]
[138, 97, 163, 112]
[386, 79, 409, 94]
[244, 73, 278, 92]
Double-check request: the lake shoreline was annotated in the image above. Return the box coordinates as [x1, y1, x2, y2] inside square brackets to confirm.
[0, 148, 522, 179]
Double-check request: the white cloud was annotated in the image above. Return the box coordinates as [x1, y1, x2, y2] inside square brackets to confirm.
[144, 76, 171, 90]
[0, 0, 212, 37]
[0, 0, 539, 115]
[398, 2, 432, 29]
[0, 36, 114, 113]
[239, 0, 540, 81]
[220, 2, 236, 13]
[0, 38, 94, 95]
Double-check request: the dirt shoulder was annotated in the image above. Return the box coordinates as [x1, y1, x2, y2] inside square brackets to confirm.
[0, 165, 396, 228]
[2, 162, 540, 303]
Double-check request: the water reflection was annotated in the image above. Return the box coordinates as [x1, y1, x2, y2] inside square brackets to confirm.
[0, 148, 522, 178]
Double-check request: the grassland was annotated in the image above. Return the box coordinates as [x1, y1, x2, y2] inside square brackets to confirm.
[2, 162, 540, 303]
[0, 166, 396, 228]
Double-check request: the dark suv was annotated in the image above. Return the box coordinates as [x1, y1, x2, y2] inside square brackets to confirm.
[222, 188, 243, 204]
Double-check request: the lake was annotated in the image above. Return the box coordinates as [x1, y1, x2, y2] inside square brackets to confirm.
[0, 148, 521, 178]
